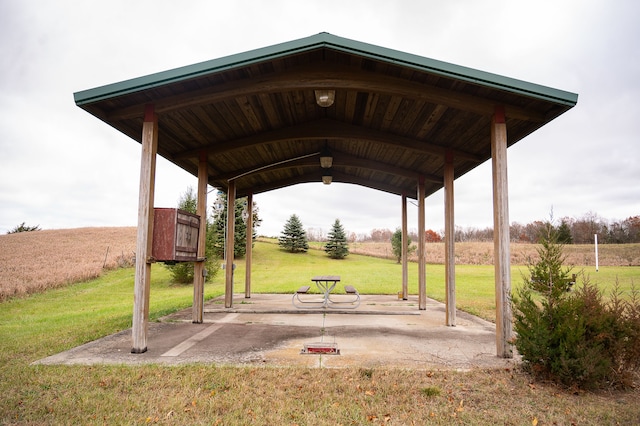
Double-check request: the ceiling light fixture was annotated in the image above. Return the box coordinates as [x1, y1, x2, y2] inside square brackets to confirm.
[322, 171, 332, 185]
[314, 89, 335, 107]
[319, 144, 333, 169]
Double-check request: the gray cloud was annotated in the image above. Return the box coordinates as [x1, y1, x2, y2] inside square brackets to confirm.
[1, 0, 638, 236]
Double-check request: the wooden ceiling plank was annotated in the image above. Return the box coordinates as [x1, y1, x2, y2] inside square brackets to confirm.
[236, 96, 264, 133]
[415, 104, 448, 139]
[257, 93, 281, 128]
[380, 95, 403, 132]
[361, 92, 379, 127]
[107, 63, 543, 122]
[172, 118, 481, 162]
[209, 147, 443, 188]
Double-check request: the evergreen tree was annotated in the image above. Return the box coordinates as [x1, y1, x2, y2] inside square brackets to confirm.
[325, 219, 349, 259]
[511, 221, 640, 388]
[278, 214, 308, 253]
[556, 220, 573, 244]
[7, 222, 41, 234]
[390, 228, 416, 263]
[210, 192, 261, 259]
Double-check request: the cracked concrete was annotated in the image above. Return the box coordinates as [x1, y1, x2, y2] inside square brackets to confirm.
[34, 294, 520, 370]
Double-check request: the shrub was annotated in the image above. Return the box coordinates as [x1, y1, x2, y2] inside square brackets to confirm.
[7, 222, 41, 234]
[513, 226, 640, 389]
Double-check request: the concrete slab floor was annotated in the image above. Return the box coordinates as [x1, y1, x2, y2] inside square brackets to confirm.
[34, 294, 520, 370]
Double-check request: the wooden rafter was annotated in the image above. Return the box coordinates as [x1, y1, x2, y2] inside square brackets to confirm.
[173, 118, 483, 162]
[107, 63, 545, 122]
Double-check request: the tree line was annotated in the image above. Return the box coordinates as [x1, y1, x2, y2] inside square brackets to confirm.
[467, 213, 640, 244]
[307, 212, 640, 244]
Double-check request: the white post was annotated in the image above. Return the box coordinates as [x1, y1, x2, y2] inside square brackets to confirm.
[594, 234, 599, 272]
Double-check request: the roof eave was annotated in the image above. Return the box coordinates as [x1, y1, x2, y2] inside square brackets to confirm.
[74, 32, 577, 109]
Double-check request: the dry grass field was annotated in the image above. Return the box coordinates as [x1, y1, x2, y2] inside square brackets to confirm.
[1, 228, 639, 423]
[349, 240, 640, 266]
[1, 227, 637, 300]
[0, 227, 136, 300]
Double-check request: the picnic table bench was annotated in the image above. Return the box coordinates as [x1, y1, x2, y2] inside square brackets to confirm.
[292, 276, 360, 309]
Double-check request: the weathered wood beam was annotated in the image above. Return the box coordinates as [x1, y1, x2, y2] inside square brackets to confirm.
[211, 155, 320, 182]
[224, 180, 236, 308]
[237, 170, 418, 199]
[334, 152, 443, 183]
[417, 176, 426, 310]
[491, 106, 513, 358]
[192, 151, 207, 323]
[173, 119, 482, 163]
[132, 105, 157, 354]
[209, 149, 443, 185]
[444, 151, 456, 326]
[108, 64, 543, 122]
[401, 193, 409, 300]
[245, 192, 253, 299]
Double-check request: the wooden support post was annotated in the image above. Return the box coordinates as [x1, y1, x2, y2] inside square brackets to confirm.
[444, 151, 456, 326]
[132, 105, 157, 353]
[401, 193, 408, 300]
[224, 180, 236, 308]
[491, 106, 514, 358]
[417, 176, 426, 310]
[245, 192, 253, 298]
[192, 151, 208, 323]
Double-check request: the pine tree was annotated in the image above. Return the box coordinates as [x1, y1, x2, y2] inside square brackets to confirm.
[391, 228, 416, 263]
[556, 220, 573, 244]
[278, 214, 309, 253]
[210, 192, 261, 259]
[325, 219, 349, 259]
[7, 222, 41, 234]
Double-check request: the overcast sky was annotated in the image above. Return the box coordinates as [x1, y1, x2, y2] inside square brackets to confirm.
[1, 0, 638, 237]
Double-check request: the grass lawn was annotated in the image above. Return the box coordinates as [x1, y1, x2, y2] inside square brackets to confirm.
[225, 241, 639, 321]
[1, 241, 638, 424]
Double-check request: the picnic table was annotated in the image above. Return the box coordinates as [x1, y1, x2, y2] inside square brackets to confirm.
[292, 276, 360, 309]
[311, 275, 341, 306]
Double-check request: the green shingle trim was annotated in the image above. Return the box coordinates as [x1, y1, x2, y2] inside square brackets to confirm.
[74, 32, 577, 107]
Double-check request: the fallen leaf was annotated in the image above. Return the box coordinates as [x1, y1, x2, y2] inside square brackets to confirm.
[532, 417, 538, 426]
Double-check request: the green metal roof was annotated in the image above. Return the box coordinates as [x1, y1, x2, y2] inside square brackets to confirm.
[74, 32, 577, 108]
[74, 32, 578, 199]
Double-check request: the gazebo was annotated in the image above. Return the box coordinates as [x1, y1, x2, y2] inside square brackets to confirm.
[74, 33, 577, 357]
